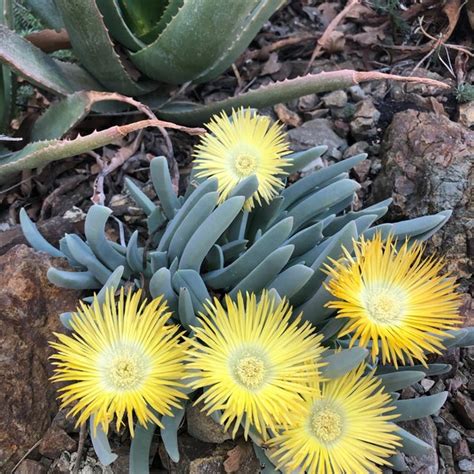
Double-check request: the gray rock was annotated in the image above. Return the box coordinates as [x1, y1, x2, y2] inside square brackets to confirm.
[343, 141, 369, 159]
[38, 425, 77, 459]
[322, 90, 348, 108]
[453, 392, 474, 429]
[447, 428, 462, 445]
[15, 459, 47, 474]
[288, 118, 347, 162]
[348, 85, 367, 101]
[350, 99, 380, 139]
[186, 402, 232, 444]
[459, 459, 474, 471]
[400, 417, 438, 473]
[439, 444, 454, 467]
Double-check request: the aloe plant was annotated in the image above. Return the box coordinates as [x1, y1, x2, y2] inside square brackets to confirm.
[0, 0, 449, 181]
[21, 145, 473, 471]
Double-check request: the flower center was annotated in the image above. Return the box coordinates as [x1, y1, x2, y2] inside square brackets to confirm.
[311, 407, 343, 443]
[236, 356, 265, 388]
[234, 154, 257, 177]
[101, 349, 147, 391]
[363, 287, 404, 324]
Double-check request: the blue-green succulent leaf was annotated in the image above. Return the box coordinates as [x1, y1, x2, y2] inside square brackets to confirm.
[161, 403, 186, 463]
[90, 416, 118, 465]
[125, 177, 156, 216]
[393, 392, 448, 421]
[320, 348, 369, 379]
[150, 156, 180, 219]
[129, 421, 155, 474]
[378, 371, 426, 393]
[47, 268, 102, 290]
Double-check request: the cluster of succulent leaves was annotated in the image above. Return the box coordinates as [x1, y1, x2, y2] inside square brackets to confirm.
[21, 144, 473, 473]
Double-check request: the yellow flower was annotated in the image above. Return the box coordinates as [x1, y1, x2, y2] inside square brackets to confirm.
[325, 233, 461, 367]
[269, 365, 401, 474]
[186, 291, 324, 439]
[50, 289, 188, 435]
[193, 108, 291, 210]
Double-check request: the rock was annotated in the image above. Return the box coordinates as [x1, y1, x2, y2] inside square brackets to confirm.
[447, 428, 462, 445]
[431, 380, 447, 395]
[400, 417, 438, 473]
[0, 245, 80, 471]
[459, 458, 474, 471]
[453, 438, 471, 461]
[273, 103, 302, 128]
[288, 118, 347, 160]
[38, 425, 77, 459]
[322, 90, 348, 108]
[439, 444, 454, 467]
[348, 85, 367, 101]
[15, 459, 48, 474]
[453, 392, 474, 429]
[350, 99, 380, 139]
[343, 141, 369, 159]
[159, 435, 260, 474]
[458, 101, 474, 128]
[186, 402, 232, 444]
[370, 110, 473, 292]
[48, 452, 71, 474]
[421, 378, 435, 392]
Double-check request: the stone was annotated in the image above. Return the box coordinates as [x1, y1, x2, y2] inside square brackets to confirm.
[186, 402, 232, 444]
[350, 99, 380, 139]
[38, 425, 77, 459]
[399, 417, 438, 473]
[287, 118, 347, 160]
[0, 245, 80, 471]
[453, 392, 474, 429]
[343, 141, 369, 159]
[447, 428, 462, 445]
[420, 378, 436, 392]
[348, 85, 367, 101]
[459, 459, 474, 471]
[458, 101, 474, 128]
[322, 90, 348, 108]
[15, 459, 48, 474]
[159, 435, 260, 474]
[439, 444, 454, 467]
[370, 110, 473, 293]
[48, 452, 71, 474]
[453, 438, 471, 461]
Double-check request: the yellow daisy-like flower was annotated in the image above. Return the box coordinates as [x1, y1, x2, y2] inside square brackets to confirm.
[269, 364, 401, 474]
[193, 108, 291, 210]
[325, 233, 461, 367]
[50, 289, 188, 435]
[186, 291, 324, 439]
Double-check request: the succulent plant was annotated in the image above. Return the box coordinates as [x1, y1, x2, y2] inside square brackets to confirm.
[21, 141, 472, 471]
[0, 0, 449, 181]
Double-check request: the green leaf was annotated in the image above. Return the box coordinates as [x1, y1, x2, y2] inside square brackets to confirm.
[267, 264, 314, 299]
[85, 205, 127, 271]
[179, 196, 244, 271]
[387, 453, 408, 471]
[89, 416, 118, 465]
[130, 0, 281, 84]
[320, 348, 369, 379]
[149, 268, 178, 313]
[378, 371, 426, 393]
[319, 317, 346, 342]
[160, 404, 186, 463]
[19, 208, 64, 257]
[172, 269, 210, 313]
[229, 245, 294, 299]
[47, 268, 102, 290]
[129, 421, 155, 474]
[168, 191, 218, 261]
[393, 392, 448, 421]
[204, 217, 293, 289]
[150, 156, 180, 219]
[396, 426, 433, 456]
[117, 0, 166, 39]
[55, 0, 156, 95]
[283, 146, 328, 174]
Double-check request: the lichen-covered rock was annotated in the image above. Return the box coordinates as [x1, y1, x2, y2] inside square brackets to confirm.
[186, 402, 232, 444]
[0, 245, 80, 470]
[371, 110, 473, 293]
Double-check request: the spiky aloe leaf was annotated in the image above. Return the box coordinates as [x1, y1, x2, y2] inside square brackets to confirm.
[0, 24, 100, 95]
[156, 71, 448, 125]
[130, 0, 282, 84]
[96, 0, 145, 51]
[0, 0, 13, 133]
[54, 0, 156, 95]
[24, 0, 65, 30]
[0, 119, 201, 182]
